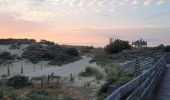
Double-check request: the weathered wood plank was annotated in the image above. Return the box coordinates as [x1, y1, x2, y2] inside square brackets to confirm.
[119, 57, 155, 73]
[154, 64, 170, 100]
[105, 55, 166, 100]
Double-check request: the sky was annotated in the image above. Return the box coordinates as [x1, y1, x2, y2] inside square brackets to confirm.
[0, 0, 170, 47]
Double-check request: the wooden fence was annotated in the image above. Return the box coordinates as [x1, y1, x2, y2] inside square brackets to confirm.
[118, 57, 155, 73]
[105, 55, 166, 100]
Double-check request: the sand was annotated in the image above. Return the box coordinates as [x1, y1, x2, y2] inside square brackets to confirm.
[0, 44, 105, 88]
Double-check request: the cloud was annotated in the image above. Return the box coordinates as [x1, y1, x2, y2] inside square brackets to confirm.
[144, 0, 151, 6]
[132, 0, 139, 5]
[0, 0, 167, 22]
[144, 11, 170, 20]
[156, 0, 165, 5]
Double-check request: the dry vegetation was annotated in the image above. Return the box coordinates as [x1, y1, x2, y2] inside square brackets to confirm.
[0, 39, 169, 100]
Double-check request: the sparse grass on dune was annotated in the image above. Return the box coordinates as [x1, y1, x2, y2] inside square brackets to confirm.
[79, 66, 104, 80]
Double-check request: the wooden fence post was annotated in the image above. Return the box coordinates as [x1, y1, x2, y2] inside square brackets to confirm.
[33, 64, 35, 72]
[135, 58, 140, 76]
[51, 72, 54, 81]
[70, 73, 74, 82]
[47, 75, 50, 84]
[41, 62, 43, 70]
[41, 79, 44, 89]
[7, 64, 10, 76]
[31, 80, 34, 88]
[70, 73, 74, 87]
[21, 63, 23, 74]
[56, 77, 59, 85]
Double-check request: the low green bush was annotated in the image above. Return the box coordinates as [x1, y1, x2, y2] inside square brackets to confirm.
[79, 66, 103, 79]
[8, 89, 55, 100]
[9, 90, 19, 100]
[7, 75, 29, 88]
[26, 89, 75, 100]
[115, 76, 132, 86]
[0, 87, 5, 98]
[27, 89, 52, 97]
[97, 70, 133, 99]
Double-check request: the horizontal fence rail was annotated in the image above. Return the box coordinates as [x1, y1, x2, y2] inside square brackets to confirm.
[119, 57, 155, 73]
[105, 55, 166, 100]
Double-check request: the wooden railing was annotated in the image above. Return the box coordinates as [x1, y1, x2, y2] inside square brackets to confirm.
[119, 57, 155, 73]
[105, 55, 166, 100]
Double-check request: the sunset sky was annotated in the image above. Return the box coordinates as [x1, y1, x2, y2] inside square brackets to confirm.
[0, 0, 170, 47]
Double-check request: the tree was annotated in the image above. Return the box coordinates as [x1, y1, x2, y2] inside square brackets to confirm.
[105, 39, 131, 54]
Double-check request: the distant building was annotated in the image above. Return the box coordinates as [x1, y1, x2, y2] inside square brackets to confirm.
[132, 38, 147, 47]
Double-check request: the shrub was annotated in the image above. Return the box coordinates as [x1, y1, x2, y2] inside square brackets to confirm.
[97, 70, 133, 99]
[40, 40, 55, 45]
[66, 48, 79, 56]
[7, 75, 29, 88]
[22, 44, 44, 64]
[80, 46, 94, 54]
[0, 87, 5, 98]
[27, 89, 52, 97]
[79, 67, 103, 79]
[13, 96, 29, 100]
[9, 90, 19, 100]
[0, 78, 7, 87]
[0, 39, 35, 45]
[165, 46, 170, 52]
[115, 76, 132, 86]
[62, 96, 75, 100]
[105, 39, 131, 54]
[26, 89, 75, 100]
[0, 52, 14, 60]
[22, 43, 80, 65]
[9, 44, 20, 49]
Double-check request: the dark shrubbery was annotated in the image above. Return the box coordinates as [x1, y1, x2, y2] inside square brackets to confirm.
[165, 46, 170, 52]
[26, 89, 75, 100]
[0, 77, 74, 100]
[79, 67, 103, 79]
[79, 46, 95, 54]
[0, 38, 35, 45]
[22, 44, 44, 64]
[0, 78, 7, 99]
[0, 52, 14, 60]
[7, 75, 29, 88]
[39, 40, 55, 45]
[22, 43, 80, 65]
[0, 52, 16, 65]
[0, 87, 5, 99]
[105, 39, 131, 54]
[66, 48, 79, 56]
[9, 44, 20, 49]
[27, 89, 52, 97]
[97, 70, 133, 99]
